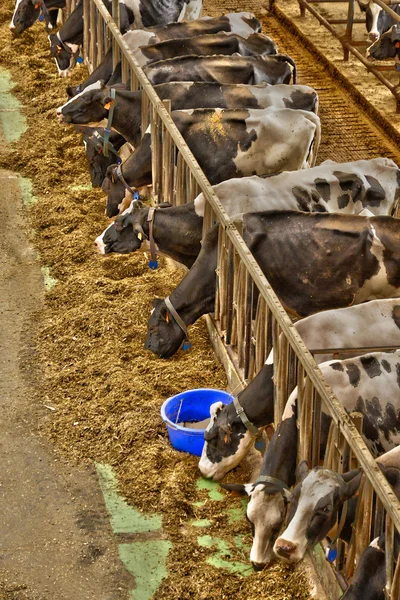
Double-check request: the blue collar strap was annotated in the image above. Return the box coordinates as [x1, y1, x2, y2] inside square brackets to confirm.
[103, 88, 116, 157]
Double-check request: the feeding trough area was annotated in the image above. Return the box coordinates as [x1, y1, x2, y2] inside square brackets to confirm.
[161, 388, 232, 456]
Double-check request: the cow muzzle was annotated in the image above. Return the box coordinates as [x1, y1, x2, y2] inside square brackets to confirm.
[251, 561, 266, 572]
[368, 31, 379, 41]
[273, 538, 297, 561]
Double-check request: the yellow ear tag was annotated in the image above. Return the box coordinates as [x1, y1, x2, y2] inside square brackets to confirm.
[104, 101, 112, 110]
[137, 232, 143, 241]
[35, 3, 40, 8]
[165, 312, 170, 323]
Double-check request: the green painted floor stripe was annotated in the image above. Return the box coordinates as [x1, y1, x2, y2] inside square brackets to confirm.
[0, 69, 27, 143]
[119, 541, 171, 600]
[96, 463, 162, 534]
[41, 266, 57, 292]
[18, 176, 37, 207]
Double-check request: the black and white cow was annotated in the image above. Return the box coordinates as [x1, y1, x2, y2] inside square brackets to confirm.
[145, 211, 400, 358]
[49, 0, 204, 77]
[144, 54, 297, 86]
[194, 157, 400, 218]
[341, 533, 399, 600]
[57, 81, 319, 148]
[358, 0, 400, 41]
[367, 24, 400, 59]
[48, 0, 84, 77]
[95, 200, 203, 268]
[76, 125, 127, 187]
[221, 391, 297, 569]
[274, 350, 400, 563]
[10, 0, 65, 34]
[274, 452, 400, 570]
[198, 360, 275, 482]
[102, 107, 320, 217]
[132, 32, 278, 68]
[296, 297, 400, 364]
[94, 158, 398, 265]
[199, 298, 400, 482]
[274, 462, 362, 564]
[66, 12, 263, 95]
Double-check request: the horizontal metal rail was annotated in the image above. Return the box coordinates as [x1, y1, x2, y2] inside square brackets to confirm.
[297, 0, 400, 110]
[82, 0, 400, 593]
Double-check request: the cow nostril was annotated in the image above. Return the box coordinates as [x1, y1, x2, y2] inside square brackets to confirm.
[251, 562, 266, 572]
[369, 33, 379, 41]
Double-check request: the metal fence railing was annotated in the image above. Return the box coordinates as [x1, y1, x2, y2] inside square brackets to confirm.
[293, 0, 400, 111]
[76, 0, 400, 595]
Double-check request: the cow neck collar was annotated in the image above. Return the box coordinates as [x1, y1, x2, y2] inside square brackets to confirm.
[56, 32, 75, 55]
[103, 88, 116, 157]
[115, 163, 135, 194]
[327, 499, 349, 551]
[164, 296, 192, 351]
[93, 130, 121, 163]
[254, 475, 290, 503]
[233, 395, 260, 435]
[36, 0, 50, 24]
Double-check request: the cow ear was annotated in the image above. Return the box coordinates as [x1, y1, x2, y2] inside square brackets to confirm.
[103, 96, 114, 111]
[210, 401, 224, 419]
[265, 424, 275, 441]
[342, 470, 363, 500]
[114, 213, 131, 233]
[282, 488, 293, 502]
[296, 460, 309, 482]
[220, 483, 252, 497]
[133, 223, 148, 241]
[152, 297, 164, 309]
[391, 24, 400, 41]
[356, 0, 368, 11]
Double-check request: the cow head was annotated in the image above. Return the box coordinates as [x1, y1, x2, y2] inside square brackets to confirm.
[10, 0, 42, 34]
[367, 24, 400, 59]
[78, 127, 118, 188]
[221, 480, 292, 570]
[144, 298, 186, 358]
[94, 200, 147, 255]
[198, 402, 257, 481]
[358, 0, 395, 41]
[49, 33, 80, 77]
[56, 80, 112, 124]
[102, 164, 128, 218]
[274, 463, 362, 563]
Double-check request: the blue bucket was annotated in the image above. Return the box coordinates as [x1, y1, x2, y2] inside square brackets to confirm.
[161, 388, 233, 456]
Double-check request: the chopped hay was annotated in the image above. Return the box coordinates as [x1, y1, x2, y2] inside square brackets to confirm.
[0, 4, 312, 598]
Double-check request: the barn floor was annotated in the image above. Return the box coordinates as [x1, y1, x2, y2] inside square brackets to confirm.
[0, 0, 399, 598]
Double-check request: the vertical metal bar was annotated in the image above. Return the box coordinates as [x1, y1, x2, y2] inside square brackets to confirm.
[244, 273, 253, 380]
[97, 11, 104, 63]
[386, 515, 394, 598]
[311, 390, 321, 467]
[344, 0, 355, 62]
[90, 4, 96, 69]
[121, 55, 129, 84]
[112, 0, 120, 30]
[225, 241, 235, 346]
[83, 0, 90, 64]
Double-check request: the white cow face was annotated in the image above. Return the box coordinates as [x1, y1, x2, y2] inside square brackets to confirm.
[274, 463, 362, 563]
[221, 481, 291, 570]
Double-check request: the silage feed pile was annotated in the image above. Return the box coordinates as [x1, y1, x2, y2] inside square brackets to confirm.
[0, 4, 312, 597]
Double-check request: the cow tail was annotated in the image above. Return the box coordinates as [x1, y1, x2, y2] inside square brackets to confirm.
[278, 54, 297, 84]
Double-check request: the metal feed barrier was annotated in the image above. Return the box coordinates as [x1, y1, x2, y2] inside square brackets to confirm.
[77, 0, 400, 595]
[294, 0, 400, 111]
